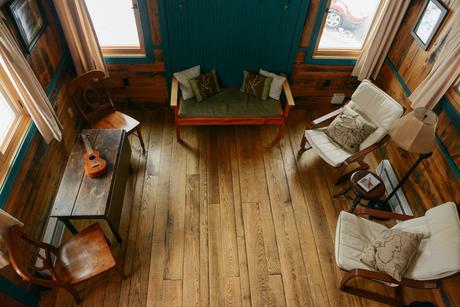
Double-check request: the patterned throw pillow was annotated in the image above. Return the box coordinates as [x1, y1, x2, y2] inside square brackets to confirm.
[189, 69, 221, 102]
[325, 107, 377, 153]
[240, 71, 273, 100]
[360, 229, 423, 281]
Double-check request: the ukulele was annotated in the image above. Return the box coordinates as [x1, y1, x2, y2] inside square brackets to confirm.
[81, 134, 107, 178]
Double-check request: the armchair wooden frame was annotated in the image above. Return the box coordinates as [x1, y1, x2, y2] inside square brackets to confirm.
[170, 77, 295, 143]
[340, 207, 459, 306]
[299, 105, 390, 185]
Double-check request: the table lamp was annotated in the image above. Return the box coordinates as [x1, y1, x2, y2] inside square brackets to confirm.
[370, 107, 438, 211]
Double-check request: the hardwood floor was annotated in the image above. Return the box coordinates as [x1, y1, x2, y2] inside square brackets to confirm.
[42, 109, 438, 307]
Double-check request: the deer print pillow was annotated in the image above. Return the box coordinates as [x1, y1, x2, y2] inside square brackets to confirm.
[324, 107, 377, 153]
[189, 69, 221, 102]
[360, 229, 423, 281]
[240, 71, 273, 100]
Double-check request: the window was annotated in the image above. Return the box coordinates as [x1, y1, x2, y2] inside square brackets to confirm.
[315, 0, 382, 58]
[0, 57, 30, 184]
[85, 0, 145, 56]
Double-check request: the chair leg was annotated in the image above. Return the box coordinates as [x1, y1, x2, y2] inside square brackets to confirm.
[334, 164, 349, 185]
[299, 133, 312, 155]
[114, 263, 127, 280]
[136, 127, 146, 153]
[64, 285, 82, 305]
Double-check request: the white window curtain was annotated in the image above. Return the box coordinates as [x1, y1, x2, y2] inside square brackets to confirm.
[52, 0, 108, 76]
[352, 0, 411, 81]
[410, 6, 460, 110]
[0, 17, 62, 144]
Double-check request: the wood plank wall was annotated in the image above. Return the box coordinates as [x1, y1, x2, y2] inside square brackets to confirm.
[375, 1, 460, 304]
[0, 0, 80, 291]
[106, 0, 360, 108]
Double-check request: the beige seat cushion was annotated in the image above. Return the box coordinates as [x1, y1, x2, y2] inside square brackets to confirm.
[335, 211, 386, 272]
[305, 129, 351, 167]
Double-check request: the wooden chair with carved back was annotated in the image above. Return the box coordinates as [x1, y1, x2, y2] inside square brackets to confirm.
[7, 223, 125, 304]
[68, 70, 146, 153]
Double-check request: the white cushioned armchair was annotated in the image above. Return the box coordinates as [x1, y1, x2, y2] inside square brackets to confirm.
[335, 202, 460, 306]
[300, 80, 404, 184]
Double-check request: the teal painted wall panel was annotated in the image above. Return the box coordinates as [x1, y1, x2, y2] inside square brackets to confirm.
[160, 0, 310, 87]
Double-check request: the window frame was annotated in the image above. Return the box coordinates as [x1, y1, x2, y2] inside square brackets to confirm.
[85, 0, 154, 63]
[0, 62, 31, 186]
[308, 0, 384, 63]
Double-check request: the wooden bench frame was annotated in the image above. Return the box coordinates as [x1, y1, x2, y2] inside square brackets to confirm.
[170, 77, 295, 142]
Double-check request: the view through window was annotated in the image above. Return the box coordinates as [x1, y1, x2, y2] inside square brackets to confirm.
[0, 91, 16, 149]
[85, 0, 143, 55]
[317, 0, 381, 53]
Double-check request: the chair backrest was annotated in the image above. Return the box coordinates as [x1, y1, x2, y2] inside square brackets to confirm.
[68, 70, 115, 126]
[425, 202, 460, 277]
[7, 225, 61, 288]
[347, 80, 404, 150]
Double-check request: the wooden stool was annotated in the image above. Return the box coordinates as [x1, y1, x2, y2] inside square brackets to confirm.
[334, 170, 385, 213]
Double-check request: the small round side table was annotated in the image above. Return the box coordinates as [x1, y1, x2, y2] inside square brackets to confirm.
[334, 170, 385, 213]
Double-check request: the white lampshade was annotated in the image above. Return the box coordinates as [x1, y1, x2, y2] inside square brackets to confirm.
[388, 108, 438, 154]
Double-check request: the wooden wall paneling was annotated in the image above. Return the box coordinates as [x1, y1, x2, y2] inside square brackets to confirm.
[105, 63, 168, 104]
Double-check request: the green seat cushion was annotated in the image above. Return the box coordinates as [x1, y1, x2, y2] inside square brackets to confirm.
[179, 88, 282, 118]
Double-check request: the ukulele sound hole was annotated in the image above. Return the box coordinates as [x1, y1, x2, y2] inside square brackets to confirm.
[89, 156, 96, 160]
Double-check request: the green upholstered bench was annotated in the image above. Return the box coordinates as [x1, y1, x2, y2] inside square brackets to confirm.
[170, 77, 295, 142]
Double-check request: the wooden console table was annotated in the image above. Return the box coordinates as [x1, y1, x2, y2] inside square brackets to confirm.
[50, 129, 131, 243]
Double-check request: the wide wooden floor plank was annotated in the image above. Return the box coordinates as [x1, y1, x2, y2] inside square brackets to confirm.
[242, 202, 279, 307]
[236, 128, 281, 275]
[217, 128, 239, 278]
[224, 276, 242, 307]
[259, 126, 314, 307]
[145, 113, 175, 306]
[229, 128, 252, 307]
[183, 174, 201, 307]
[208, 203, 225, 307]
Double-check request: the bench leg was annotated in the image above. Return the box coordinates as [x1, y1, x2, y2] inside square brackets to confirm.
[175, 123, 181, 143]
[278, 124, 285, 140]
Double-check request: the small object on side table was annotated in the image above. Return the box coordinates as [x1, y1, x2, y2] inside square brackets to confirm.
[342, 170, 385, 213]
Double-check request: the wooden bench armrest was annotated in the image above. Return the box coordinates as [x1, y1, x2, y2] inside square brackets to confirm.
[354, 207, 415, 221]
[282, 80, 295, 108]
[344, 135, 389, 165]
[171, 77, 179, 108]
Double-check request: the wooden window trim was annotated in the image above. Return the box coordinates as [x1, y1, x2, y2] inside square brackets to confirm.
[313, 0, 384, 59]
[94, 0, 146, 57]
[0, 62, 31, 186]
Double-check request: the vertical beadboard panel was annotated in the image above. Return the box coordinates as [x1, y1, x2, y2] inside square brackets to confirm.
[160, 0, 309, 87]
